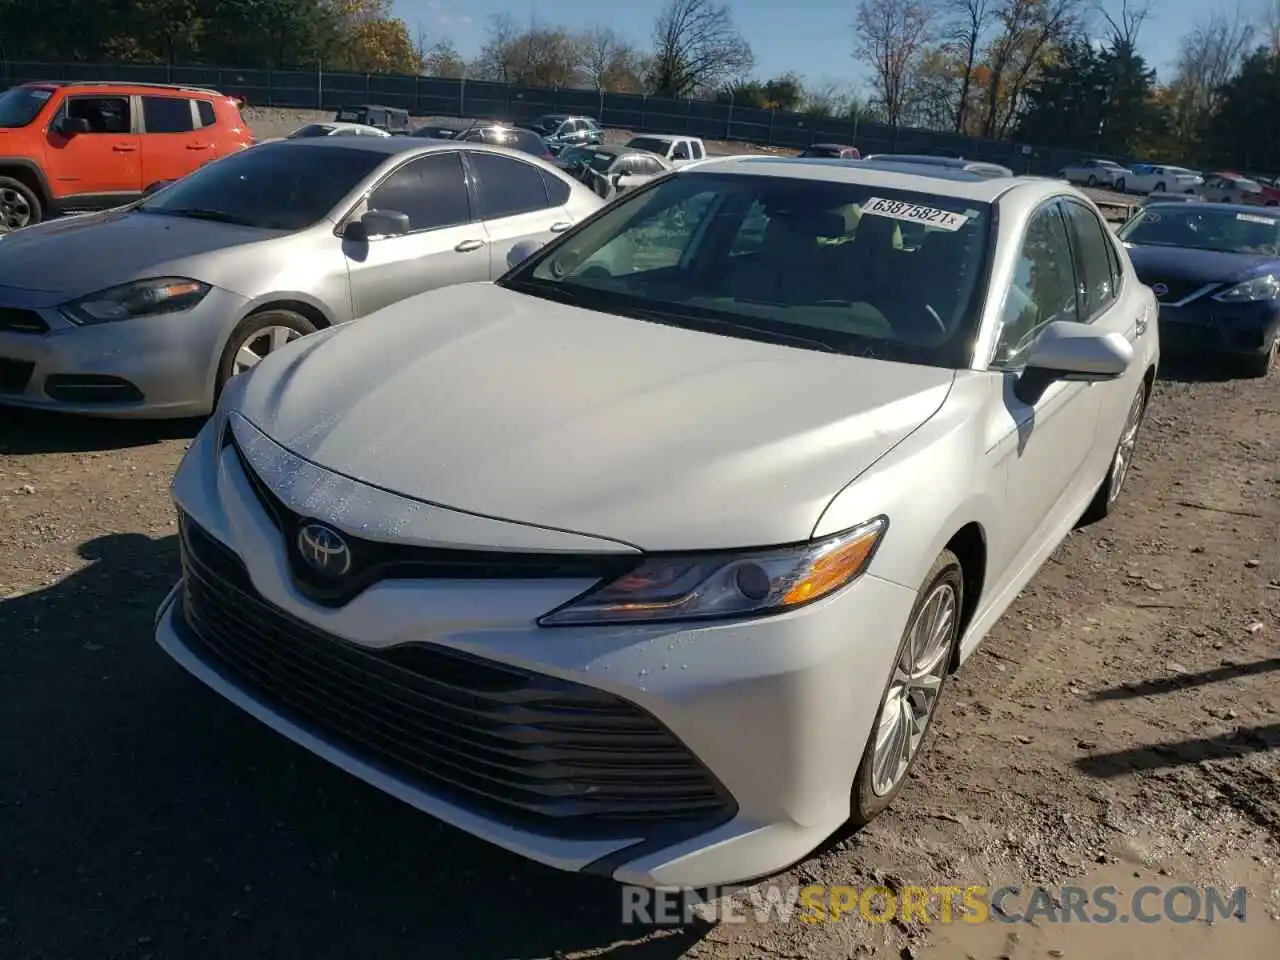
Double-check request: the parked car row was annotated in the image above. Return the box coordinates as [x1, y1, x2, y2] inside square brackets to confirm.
[1059, 158, 1205, 195]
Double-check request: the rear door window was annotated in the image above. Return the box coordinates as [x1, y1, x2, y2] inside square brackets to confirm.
[468, 152, 550, 219]
[196, 100, 217, 127]
[142, 96, 195, 133]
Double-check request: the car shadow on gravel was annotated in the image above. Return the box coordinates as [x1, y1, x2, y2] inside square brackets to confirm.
[0, 408, 205, 454]
[0, 532, 710, 959]
[1074, 724, 1280, 778]
[1154, 356, 1248, 384]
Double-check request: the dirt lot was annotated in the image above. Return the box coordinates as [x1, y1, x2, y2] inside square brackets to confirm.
[2, 341, 1279, 959]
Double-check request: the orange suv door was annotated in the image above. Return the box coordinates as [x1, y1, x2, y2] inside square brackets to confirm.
[140, 94, 210, 189]
[43, 93, 142, 206]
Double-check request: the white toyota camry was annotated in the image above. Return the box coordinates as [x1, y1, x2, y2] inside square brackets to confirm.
[154, 155, 1159, 889]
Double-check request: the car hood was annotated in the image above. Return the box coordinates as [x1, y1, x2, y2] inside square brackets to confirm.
[1126, 244, 1279, 287]
[0, 208, 287, 297]
[233, 283, 955, 551]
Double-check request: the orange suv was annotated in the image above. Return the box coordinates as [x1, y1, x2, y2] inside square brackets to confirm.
[0, 81, 253, 229]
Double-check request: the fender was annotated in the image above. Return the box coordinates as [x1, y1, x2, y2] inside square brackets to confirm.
[0, 156, 53, 205]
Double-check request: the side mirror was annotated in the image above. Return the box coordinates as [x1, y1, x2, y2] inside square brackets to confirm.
[506, 237, 545, 271]
[1014, 320, 1133, 404]
[55, 116, 91, 135]
[345, 209, 410, 242]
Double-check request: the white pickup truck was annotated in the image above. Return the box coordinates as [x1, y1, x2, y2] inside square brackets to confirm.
[624, 134, 707, 167]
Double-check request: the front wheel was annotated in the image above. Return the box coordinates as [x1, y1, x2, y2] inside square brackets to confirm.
[1080, 382, 1147, 525]
[0, 176, 42, 230]
[848, 550, 963, 826]
[1153, 181, 1166, 192]
[215, 309, 317, 399]
[1236, 338, 1277, 378]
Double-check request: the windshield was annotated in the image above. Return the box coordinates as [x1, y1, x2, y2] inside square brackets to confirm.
[136, 143, 384, 230]
[530, 116, 563, 132]
[627, 137, 670, 155]
[0, 86, 54, 128]
[1119, 206, 1280, 255]
[289, 124, 336, 138]
[500, 172, 992, 367]
[588, 151, 619, 173]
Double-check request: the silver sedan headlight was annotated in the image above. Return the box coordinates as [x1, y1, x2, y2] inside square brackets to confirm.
[538, 516, 888, 627]
[60, 277, 211, 326]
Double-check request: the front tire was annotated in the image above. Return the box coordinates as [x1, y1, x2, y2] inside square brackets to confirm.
[215, 309, 317, 399]
[1236, 338, 1277, 378]
[0, 176, 42, 230]
[1080, 381, 1148, 525]
[849, 550, 963, 827]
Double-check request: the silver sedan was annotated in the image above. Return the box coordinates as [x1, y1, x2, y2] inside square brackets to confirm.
[0, 137, 602, 417]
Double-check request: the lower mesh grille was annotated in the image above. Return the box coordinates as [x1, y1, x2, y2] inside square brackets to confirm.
[176, 514, 735, 835]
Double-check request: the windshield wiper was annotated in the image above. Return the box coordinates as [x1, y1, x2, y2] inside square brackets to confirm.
[148, 208, 257, 226]
[625, 305, 842, 354]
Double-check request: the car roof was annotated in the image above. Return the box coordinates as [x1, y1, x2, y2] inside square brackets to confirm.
[809, 143, 854, 149]
[340, 103, 406, 111]
[678, 155, 1056, 203]
[254, 137, 455, 158]
[21, 79, 225, 97]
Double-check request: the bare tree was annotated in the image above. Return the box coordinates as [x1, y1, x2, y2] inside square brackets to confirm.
[1172, 10, 1256, 118]
[854, 0, 936, 127]
[1097, 0, 1152, 48]
[946, 0, 996, 132]
[470, 14, 584, 87]
[980, 0, 1083, 138]
[1263, 0, 1280, 54]
[577, 25, 647, 92]
[649, 0, 753, 98]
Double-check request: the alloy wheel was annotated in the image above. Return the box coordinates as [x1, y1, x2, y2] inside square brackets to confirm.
[232, 325, 302, 376]
[870, 582, 957, 797]
[1108, 389, 1146, 505]
[0, 186, 33, 230]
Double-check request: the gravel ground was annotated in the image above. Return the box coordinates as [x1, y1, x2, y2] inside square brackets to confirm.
[2, 357, 1278, 958]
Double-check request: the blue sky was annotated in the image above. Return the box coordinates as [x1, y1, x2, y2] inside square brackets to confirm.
[391, 0, 1204, 88]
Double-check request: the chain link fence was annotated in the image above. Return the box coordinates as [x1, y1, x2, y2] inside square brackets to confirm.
[1, 59, 1116, 176]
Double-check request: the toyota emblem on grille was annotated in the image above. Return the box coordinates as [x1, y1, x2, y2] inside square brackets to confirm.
[1152, 283, 1169, 296]
[297, 522, 352, 578]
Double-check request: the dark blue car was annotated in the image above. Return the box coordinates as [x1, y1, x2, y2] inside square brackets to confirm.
[1118, 201, 1280, 376]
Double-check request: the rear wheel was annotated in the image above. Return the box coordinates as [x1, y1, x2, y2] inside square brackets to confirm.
[1086, 174, 1098, 187]
[0, 176, 41, 230]
[1154, 181, 1166, 192]
[1114, 177, 1126, 193]
[849, 550, 963, 826]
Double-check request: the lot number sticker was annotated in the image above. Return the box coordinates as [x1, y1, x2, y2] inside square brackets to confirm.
[1237, 212, 1277, 226]
[863, 197, 969, 231]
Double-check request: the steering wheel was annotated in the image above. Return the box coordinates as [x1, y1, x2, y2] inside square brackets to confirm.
[579, 265, 612, 280]
[868, 293, 948, 339]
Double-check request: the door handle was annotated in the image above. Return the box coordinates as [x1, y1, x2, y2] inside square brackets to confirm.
[112, 144, 137, 152]
[454, 238, 485, 252]
[550, 221, 571, 233]
[186, 143, 211, 150]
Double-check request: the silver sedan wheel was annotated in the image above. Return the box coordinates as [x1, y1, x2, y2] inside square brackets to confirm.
[0, 186, 33, 229]
[870, 582, 957, 797]
[1107, 389, 1145, 505]
[232, 325, 302, 376]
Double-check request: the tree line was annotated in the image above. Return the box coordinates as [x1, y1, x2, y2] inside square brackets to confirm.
[3, 0, 1278, 171]
[854, 0, 1280, 173]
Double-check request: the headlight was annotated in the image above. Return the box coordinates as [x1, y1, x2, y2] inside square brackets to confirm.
[538, 516, 888, 627]
[61, 277, 211, 325]
[1212, 274, 1280, 303]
